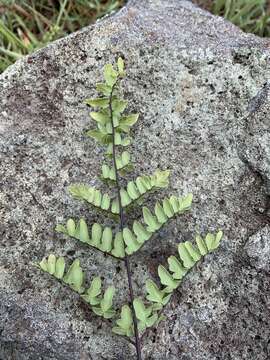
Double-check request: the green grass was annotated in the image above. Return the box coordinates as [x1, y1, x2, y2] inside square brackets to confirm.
[212, 0, 270, 37]
[0, 0, 124, 73]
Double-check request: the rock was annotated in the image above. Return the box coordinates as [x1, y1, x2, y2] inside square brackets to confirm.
[244, 226, 270, 273]
[1, 0, 270, 359]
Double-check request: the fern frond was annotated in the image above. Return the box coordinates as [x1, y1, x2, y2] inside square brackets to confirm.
[146, 231, 223, 308]
[38, 255, 116, 319]
[69, 184, 112, 212]
[69, 169, 171, 215]
[112, 230, 223, 337]
[56, 219, 125, 259]
[38, 57, 224, 356]
[123, 193, 193, 255]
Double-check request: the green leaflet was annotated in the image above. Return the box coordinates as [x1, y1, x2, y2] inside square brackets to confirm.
[93, 286, 116, 319]
[136, 177, 148, 194]
[111, 198, 120, 214]
[85, 98, 109, 108]
[101, 193, 111, 210]
[145, 279, 171, 306]
[47, 254, 56, 275]
[162, 198, 174, 218]
[154, 202, 168, 224]
[167, 256, 187, 280]
[117, 57, 125, 75]
[185, 241, 201, 262]
[169, 195, 179, 213]
[178, 243, 196, 269]
[143, 207, 161, 232]
[127, 181, 140, 200]
[63, 259, 84, 293]
[114, 151, 131, 170]
[158, 265, 179, 292]
[123, 227, 141, 255]
[39, 257, 48, 272]
[111, 232, 125, 258]
[79, 219, 90, 243]
[112, 99, 128, 114]
[102, 164, 110, 178]
[86, 130, 112, 144]
[100, 227, 113, 252]
[120, 188, 132, 207]
[104, 64, 117, 86]
[153, 169, 170, 188]
[112, 305, 134, 337]
[96, 82, 111, 96]
[206, 230, 223, 251]
[54, 257, 65, 279]
[178, 193, 193, 212]
[81, 277, 102, 305]
[133, 221, 151, 243]
[196, 234, 208, 255]
[90, 111, 110, 124]
[133, 298, 159, 332]
[91, 223, 102, 247]
[66, 219, 76, 237]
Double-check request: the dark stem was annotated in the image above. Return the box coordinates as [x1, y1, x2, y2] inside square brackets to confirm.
[109, 81, 142, 360]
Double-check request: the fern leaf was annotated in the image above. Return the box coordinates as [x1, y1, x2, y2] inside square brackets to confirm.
[93, 286, 116, 319]
[158, 265, 179, 292]
[145, 279, 171, 306]
[79, 219, 90, 243]
[54, 257, 65, 279]
[91, 223, 102, 247]
[184, 241, 202, 262]
[178, 193, 193, 212]
[195, 234, 208, 255]
[118, 114, 139, 132]
[132, 221, 152, 243]
[123, 194, 193, 255]
[167, 256, 187, 280]
[117, 57, 125, 74]
[123, 227, 141, 255]
[56, 219, 125, 258]
[143, 206, 162, 232]
[85, 97, 109, 108]
[66, 218, 76, 237]
[63, 259, 84, 293]
[47, 254, 56, 275]
[162, 198, 174, 218]
[154, 202, 168, 224]
[133, 298, 160, 332]
[69, 184, 113, 213]
[96, 82, 111, 96]
[120, 188, 132, 207]
[81, 277, 102, 305]
[127, 181, 140, 199]
[140, 231, 223, 330]
[111, 232, 125, 258]
[104, 64, 117, 86]
[112, 305, 134, 337]
[100, 227, 113, 252]
[178, 243, 196, 269]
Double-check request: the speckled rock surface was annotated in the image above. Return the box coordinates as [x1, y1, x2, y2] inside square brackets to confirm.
[1, 0, 270, 359]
